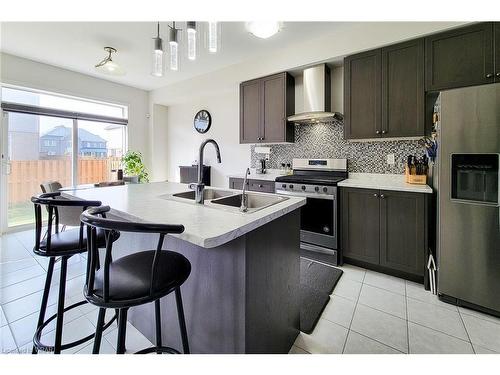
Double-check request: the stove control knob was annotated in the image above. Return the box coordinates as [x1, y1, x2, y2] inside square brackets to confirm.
[301, 185, 306, 191]
[323, 187, 328, 193]
[281, 184, 287, 189]
[289, 184, 294, 189]
[314, 186, 319, 192]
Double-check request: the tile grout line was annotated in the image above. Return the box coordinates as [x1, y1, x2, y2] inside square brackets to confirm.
[6, 322, 20, 353]
[405, 281, 410, 354]
[341, 269, 365, 353]
[407, 319, 474, 345]
[0, 271, 86, 308]
[457, 309, 475, 354]
[348, 328, 405, 354]
[457, 309, 500, 327]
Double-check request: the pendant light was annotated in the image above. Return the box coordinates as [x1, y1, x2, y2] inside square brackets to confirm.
[208, 21, 218, 53]
[152, 22, 164, 77]
[169, 22, 180, 71]
[94, 47, 126, 76]
[186, 21, 197, 61]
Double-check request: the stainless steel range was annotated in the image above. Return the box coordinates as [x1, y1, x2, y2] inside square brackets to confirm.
[275, 158, 347, 265]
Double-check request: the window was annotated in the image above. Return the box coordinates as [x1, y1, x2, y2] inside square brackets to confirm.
[1, 86, 127, 119]
[1, 85, 128, 228]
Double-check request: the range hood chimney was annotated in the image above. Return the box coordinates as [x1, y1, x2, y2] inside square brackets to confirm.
[287, 64, 343, 124]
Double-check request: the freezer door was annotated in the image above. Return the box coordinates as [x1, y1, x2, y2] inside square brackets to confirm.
[438, 83, 500, 313]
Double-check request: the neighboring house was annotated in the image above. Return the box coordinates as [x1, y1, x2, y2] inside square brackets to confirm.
[39, 125, 107, 158]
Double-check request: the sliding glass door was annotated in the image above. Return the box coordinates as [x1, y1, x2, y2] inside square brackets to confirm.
[0, 85, 128, 231]
[2, 112, 73, 227]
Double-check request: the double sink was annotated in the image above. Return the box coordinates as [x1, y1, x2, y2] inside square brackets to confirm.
[163, 188, 288, 214]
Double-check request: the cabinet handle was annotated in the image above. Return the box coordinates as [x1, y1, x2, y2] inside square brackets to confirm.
[496, 72, 500, 77]
[486, 73, 494, 78]
[381, 130, 387, 134]
[373, 193, 378, 198]
[376, 130, 381, 135]
[258, 184, 264, 188]
[380, 194, 385, 199]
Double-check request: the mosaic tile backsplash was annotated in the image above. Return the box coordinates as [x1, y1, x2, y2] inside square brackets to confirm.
[250, 121, 426, 174]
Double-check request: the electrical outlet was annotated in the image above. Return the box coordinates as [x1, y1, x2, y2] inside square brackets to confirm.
[387, 153, 395, 165]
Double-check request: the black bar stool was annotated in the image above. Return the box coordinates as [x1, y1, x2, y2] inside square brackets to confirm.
[81, 205, 191, 354]
[31, 192, 119, 354]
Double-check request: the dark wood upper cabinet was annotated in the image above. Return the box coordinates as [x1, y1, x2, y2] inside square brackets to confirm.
[379, 190, 425, 276]
[381, 39, 425, 137]
[341, 187, 380, 264]
[344, 50, 382, 140]
[425, 22, 495, 91]
[495, 22, 500, 82]
[240, 72, 294, 144]
[240, 79, 261, 144]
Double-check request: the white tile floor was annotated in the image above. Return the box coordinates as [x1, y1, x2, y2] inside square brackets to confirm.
[291, 261, 500, 354]
[0, 229, 154, 354]
[2, 229, 500, 354]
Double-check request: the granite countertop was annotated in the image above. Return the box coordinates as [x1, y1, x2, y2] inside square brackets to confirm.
[62, 182, 305, 248]
[227, 168, 285, 182]
[338, 173, 433, 194]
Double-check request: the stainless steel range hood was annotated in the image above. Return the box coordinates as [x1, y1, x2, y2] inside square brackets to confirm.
[287, 64, 343, 124]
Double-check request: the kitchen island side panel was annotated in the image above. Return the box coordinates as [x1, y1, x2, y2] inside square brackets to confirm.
[245, 209, 301, 353]
[114, 232, 247, 354]
[114, 208, 301, 353]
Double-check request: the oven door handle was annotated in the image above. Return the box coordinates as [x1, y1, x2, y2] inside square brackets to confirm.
[275, 189, 335, 200]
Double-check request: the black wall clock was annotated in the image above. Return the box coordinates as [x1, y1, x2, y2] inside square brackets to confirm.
[194, 110, 212, 134]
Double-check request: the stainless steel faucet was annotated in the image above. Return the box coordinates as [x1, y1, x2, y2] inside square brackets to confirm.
[189, 139, 222, 204]
[240, 168, 251, 212]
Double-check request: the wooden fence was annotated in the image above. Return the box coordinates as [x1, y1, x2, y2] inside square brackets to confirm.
[8, 157, 122, 204]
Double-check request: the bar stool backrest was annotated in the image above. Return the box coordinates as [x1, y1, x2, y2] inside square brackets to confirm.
[31, 192, 102, 256]
[40, 181, 83, 227]
[80, 206, 185, 307]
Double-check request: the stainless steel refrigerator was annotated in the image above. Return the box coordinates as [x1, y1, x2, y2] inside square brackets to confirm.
[436, 83, 500, 315]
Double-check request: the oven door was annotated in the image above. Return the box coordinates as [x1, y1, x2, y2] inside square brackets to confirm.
[300, 192, 337, 250]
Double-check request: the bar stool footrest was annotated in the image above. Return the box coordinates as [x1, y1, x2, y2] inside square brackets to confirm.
[135, 346, 181, 354]
[33, 300, 117, 352]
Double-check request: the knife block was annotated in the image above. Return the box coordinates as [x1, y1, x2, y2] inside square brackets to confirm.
[405, 165, 427, 185]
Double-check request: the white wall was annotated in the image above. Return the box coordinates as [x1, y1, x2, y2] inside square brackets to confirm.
[150, 22, 467, 188]
[0, 53, 151, 170]
[149, 104, 169, 181]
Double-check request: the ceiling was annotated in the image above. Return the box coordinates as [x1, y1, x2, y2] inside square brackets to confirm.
[0, 22, 344, 91]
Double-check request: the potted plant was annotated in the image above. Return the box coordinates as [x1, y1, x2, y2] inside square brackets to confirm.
[121, 151, 149, 183]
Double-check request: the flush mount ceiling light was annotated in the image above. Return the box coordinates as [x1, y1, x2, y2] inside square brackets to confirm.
[245, 21, 282, 39]
[151, 22, 164, 77]
[95, 47, 126, 76]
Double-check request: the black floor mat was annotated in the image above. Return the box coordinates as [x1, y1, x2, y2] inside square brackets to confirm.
[300, 258, 343, 334]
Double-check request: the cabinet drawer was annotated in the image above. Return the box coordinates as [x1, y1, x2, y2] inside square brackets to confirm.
[248, 179, 275, 193]
[229, 178, 275, 193]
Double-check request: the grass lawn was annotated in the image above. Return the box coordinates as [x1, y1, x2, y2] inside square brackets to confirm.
[8, 202, 36, 227]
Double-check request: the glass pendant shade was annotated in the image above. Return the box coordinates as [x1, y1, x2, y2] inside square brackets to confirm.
[208, 21, 218, 53]
[169, 24, 179, 71]
[152, 37, 164, 77]
[187, 21, 196, 61]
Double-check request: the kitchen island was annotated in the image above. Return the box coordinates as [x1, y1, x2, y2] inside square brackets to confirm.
[63, 182, 306, 354]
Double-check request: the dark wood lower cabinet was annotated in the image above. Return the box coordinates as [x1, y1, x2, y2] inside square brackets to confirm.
[341, 187, 428, 281]
[341, 188, 380, 264]
[379, 190, 426, 276]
